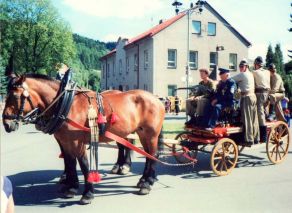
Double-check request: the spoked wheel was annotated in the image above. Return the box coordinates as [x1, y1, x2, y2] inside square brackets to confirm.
[210, 138, 238, 176]
[266, 121, 290, 164]
[172, 132, 198, 164]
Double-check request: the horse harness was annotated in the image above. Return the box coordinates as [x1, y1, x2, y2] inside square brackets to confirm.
[2, 81, 36, 121]
[3, 69, 107, 135]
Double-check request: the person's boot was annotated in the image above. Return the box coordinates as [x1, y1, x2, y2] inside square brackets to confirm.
[259, 126, 267, 143]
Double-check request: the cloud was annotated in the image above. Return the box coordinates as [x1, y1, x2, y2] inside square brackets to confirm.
[62, 0, 165, 19]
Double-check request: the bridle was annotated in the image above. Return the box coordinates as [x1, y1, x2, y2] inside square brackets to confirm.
[2, 81, 39, 124]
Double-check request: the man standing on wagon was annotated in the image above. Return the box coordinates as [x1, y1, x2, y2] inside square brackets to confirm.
[253, 56, 270, 143]
[232, 59, 259, 146]
[267, 63, 286, 122]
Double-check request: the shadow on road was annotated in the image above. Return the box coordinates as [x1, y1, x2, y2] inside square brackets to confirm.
[8, 151, 274, 207]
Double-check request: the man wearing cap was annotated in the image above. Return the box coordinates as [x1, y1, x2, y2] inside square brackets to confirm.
[268, 63, 286, 122]
[253, 56, 270, 143]
[232, 59, 259, 146]
[206, 68, 236, 129]
[185, 68, 215, 125]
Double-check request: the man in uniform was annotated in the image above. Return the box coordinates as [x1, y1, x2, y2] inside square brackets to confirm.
[185, 68, 215, 125]
[232, 59, 259, 146]
[253, 56, 270, 143]
[206, 68, 236, 130]
[267, 63, 286, 122]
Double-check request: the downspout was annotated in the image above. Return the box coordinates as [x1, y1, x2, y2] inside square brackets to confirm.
[137, 43, 140, 89]
[105, 58, 108, 89]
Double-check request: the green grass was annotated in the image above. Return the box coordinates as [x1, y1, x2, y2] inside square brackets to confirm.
[162, 122, 185, 139]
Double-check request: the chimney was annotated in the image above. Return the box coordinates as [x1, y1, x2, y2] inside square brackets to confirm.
[159, 19, 163, 24]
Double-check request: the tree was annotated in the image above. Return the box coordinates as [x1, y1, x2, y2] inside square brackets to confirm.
[0, 0, 76, 75]
[265, 44, 274, 67]
[274, 43, 284, 75]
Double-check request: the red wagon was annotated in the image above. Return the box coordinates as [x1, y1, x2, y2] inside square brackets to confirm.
[167, 121, 290, 176]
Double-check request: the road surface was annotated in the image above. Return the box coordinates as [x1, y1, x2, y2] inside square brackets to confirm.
[1, 116, 292, 213]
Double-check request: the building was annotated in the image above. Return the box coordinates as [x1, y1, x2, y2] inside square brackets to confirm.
[100, 1, 251, 97]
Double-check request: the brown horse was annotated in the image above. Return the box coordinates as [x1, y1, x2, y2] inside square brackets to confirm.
[2, 72, 165, 204]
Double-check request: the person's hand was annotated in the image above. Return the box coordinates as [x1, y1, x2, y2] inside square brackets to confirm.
[211, 99, 217, 106]
[194, 97, 199, 101]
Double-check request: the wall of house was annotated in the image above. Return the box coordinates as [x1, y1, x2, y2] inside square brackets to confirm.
[152, 7, 249, 97]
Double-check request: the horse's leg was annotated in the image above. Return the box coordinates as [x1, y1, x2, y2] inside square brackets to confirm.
[57, 141, 67, 184]
[77, 153, 95, 205]
[61, 152, 79, 198]
[110, 142, 125, 174]
[119, 140, 133, 175]
[136, 134, 159, 195]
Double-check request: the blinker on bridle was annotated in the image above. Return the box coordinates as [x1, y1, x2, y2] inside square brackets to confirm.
[3, 80, 38, 123]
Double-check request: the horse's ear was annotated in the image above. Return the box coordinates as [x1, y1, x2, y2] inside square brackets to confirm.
[18, 75, 26, 84]
[5, 54, 16, 78]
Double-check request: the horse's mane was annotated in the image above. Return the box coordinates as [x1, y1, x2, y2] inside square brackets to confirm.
[25, 73, 56, 82]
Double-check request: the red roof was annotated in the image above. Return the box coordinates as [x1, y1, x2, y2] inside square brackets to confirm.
[100, 12, 186, 59]
[125, 12, 186, 47]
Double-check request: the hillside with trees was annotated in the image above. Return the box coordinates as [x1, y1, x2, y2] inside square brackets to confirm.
[0, 0, 115, 93]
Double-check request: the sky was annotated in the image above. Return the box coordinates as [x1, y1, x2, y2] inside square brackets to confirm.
[52, 0, 292, 62]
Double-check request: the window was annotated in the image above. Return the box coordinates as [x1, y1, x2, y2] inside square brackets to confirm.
[229, 53, 237, 71]
[167, 49, 177, 68]
[144, 50, 149, 70]
[107, 63, 110, 78]
[112, 62, 115, 76]
[168, 85, 177, 96]
[126, 57, 129, 74]
[209, 52, 217, 71]
[134, 54, 138, 71]
[192, 21, 201, 34]
[119, 59, 122, 74]
[208, 22, 216, 36]
[125, 85, 129, 91]
[189, 51, 198, 70]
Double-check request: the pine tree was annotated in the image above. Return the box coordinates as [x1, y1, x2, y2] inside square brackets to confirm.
[265, 44, 274, 67]
[274, 43, 284, 75]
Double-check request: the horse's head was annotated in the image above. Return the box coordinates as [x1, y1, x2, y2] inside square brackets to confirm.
[2, 73, 36, 132]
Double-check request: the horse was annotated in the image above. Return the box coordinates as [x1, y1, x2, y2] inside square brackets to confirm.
[2, 71, 165, 204]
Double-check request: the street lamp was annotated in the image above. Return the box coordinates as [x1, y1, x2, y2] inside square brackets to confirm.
[172, 0, 204, 100]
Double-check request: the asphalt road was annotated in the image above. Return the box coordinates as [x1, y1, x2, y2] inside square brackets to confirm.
[1, 116, 292, 213]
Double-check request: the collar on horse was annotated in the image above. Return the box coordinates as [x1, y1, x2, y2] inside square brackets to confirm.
[35, 69, 78, 134]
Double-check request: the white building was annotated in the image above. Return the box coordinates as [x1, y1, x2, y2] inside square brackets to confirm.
[100, 1, 251, 97]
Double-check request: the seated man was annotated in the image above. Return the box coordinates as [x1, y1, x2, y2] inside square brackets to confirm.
[185, 68, 215, 125]
[205, 68, 236, 130]
[267, 63, 286, 122]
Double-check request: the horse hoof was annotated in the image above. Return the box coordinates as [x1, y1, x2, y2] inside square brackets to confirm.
[137, 187, 151, 195]
[61, 188, 78, 199]
[110, 164, 120, 174]
[136, 179, 145, 188]
[80, 195, 94, 205]
[119, 164, 130, 175]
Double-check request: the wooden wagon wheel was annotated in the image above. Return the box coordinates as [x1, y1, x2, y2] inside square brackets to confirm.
[172, 132, 198, 164]
[210, 138, 238, 176]
[266, 121, 290, 164]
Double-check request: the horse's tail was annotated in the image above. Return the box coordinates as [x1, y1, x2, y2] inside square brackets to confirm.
[158, 126, 164, 152]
